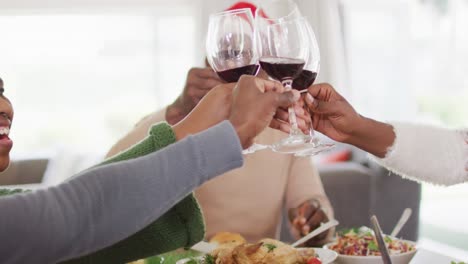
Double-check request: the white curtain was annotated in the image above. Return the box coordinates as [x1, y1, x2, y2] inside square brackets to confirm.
[296, 0, 350, 97]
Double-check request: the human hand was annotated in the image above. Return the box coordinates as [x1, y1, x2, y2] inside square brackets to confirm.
[173, 83, 235, 140]
[166, 67, 223, 124]
[173, 76, 300, 148]
[304, 83, 397, 157]
[228, 76, 300, 149]
[273, 94, 314, 135]
[303, 83, 362, 143]
[288, 199, 331, 247]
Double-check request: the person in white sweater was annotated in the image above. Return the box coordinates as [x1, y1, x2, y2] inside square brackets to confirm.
[300, 83, 467, 186]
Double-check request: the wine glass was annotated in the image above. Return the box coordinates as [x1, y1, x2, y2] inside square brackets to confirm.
[206, 8, 267, 154]
[292, 22, 335, 156]
[255, 0, 302, 62]
[257, 17, 321, 154]
[206, 8, 259, 83]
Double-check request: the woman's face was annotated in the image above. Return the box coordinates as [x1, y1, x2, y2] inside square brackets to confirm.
[0, 78, 13, 172]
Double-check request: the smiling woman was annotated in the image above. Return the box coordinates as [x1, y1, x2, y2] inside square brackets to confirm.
[0, 78, 13, 170]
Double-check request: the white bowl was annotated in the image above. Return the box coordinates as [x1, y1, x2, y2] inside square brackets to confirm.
[324, 240, 417, 264]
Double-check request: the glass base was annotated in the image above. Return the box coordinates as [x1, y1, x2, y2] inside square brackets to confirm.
[271, 134, 335, 156]
[294, 142, 335, 157]
[242, 143, 269, 155]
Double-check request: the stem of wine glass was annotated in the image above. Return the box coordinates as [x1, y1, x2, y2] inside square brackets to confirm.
[302, 92, 318, 145]
[281, 79, 302, 136]
[308, 125, 319, 145]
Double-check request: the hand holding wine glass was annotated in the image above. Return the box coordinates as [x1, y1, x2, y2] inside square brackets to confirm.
[174, 76, 300, 149]
[289, 21, 335, 156]
[257, 17, 319, 154]
[166, 67, 223, 125]
[229, 76, 301, 148]
[304, 83, 366, 144]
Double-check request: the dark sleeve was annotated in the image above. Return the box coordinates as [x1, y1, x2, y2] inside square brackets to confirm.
[0, 121, 243, 264]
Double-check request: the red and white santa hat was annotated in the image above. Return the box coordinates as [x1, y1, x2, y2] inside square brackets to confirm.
[224, 1, 268, 18]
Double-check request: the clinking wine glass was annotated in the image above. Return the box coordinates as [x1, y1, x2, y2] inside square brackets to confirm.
[257, 18, 323, 154]
[206, 8, 267, 154]
[206, 8, 259, 83]
[255, 0, 302, 58]
[292, 22, 335, 156]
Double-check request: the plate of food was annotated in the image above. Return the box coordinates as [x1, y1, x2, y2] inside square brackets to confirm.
[325, 227, 417, 264]
[178, 232, 337, 264]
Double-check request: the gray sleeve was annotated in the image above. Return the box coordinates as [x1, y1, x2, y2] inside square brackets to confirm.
[0, 121, 243, 264]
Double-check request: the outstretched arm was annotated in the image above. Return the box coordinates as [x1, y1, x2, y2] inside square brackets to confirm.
[0, 122, 243, 264]
[303, 83, 468, 186]
[368, 123, 467, 186]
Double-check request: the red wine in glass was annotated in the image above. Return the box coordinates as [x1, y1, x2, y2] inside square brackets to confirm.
[216, 64, 260, 83]
[292, 70, 317, 91]
[259, 57, 305, 82]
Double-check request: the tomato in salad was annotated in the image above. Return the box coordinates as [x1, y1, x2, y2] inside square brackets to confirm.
[307, 257, 322, 264]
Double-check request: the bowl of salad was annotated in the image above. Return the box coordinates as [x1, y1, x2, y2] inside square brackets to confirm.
[325, 227, 417, 264]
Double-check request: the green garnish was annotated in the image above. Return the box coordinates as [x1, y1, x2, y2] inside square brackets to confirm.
[384, 236, 393, 243]
[203, 254, 215, 264]
[368, 241, 379, 251]
[0, 189, 29, 196]
[451, 262, 467, 264]
[146, 249, 201, 264]
[264, 244, 277, 253]
[339, 228, 359, 236]
[186, 259, 199, 264]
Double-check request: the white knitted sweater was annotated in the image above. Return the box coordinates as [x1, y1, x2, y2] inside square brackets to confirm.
[370, 122, 468, 186]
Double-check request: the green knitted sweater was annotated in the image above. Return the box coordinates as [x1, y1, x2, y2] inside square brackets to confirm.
[0, 123, 205, 264]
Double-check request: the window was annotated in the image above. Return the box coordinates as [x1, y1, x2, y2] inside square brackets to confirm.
[0, 4, 201, 157]
[342, 0, 468, 256]
[343, 0, 467, 127]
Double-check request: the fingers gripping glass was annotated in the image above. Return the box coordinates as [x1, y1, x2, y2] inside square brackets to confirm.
[293, 22, 334, 156]
[256, 18, 330, 155]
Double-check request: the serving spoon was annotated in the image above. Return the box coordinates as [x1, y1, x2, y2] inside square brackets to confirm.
[291, 219, 339, 247]
[371, 215, 393, 264]
[390, 208, 412, 237]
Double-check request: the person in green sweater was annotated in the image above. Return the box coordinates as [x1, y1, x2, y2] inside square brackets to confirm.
[0, 76, 302, 264]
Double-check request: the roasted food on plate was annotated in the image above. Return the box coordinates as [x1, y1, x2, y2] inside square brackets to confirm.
[206, 233, 321, 264]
